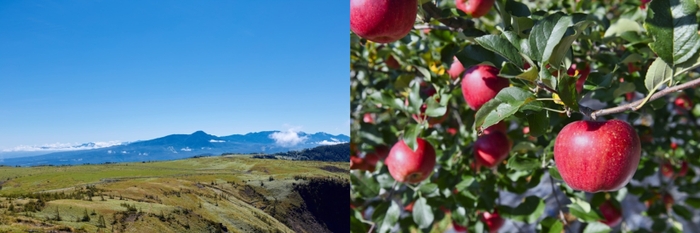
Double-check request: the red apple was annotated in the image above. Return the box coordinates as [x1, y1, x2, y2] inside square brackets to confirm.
[350, 0, 417, 43]
[522, 126, 530, 134]
[670, 142, 678, 150]
[640, 0, 651, 10]
[447, 128, 458, 136]
[474, 130, 512, 168]
[599, 200, 622, 227]
[363, 113, 375, 124]
[455, 0, 495, 18]
[351, 154, 374, 172]
[480, 211, 504, 233]
[448, 56, 466, 79]
[385, 138, 437, 183]
[482, 121, 508, 135]
[386, 55, 400, 70]
[461, 64, 510, 111]
[553, 119, 641, 192]
[661, 161, 689, 178]
[674, 94, 693, 111]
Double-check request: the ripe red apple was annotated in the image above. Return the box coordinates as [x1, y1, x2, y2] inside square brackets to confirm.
[474, 129, 512, 168]
[553, 119, 641, 192]
[670, 142, 678, 150]
[363, 113, 375, 124]
[481, 121, 508, 135]
[455, 0, 495, 18]
[599, 200, 622, 227]
[448, 56, 466, 79]
[480, 211, 504, 233]
[640, 0, 651, 10]
[386, 55, 400, 70]
[350, 0, 418, 43]
[447, 128, 458, 136]
[674, 94, 693, 111]
[385, 138, 436, 183]
[461, 64, 510, 111]
[661, 161, 689, 178]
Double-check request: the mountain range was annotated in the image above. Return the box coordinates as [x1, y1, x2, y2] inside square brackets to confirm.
[0, 130, 349, 166]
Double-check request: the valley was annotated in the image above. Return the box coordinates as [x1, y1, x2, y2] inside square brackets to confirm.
[0, 155, 348, 233]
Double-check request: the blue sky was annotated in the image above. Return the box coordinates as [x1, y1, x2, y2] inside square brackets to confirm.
[0, 1, 349, 149]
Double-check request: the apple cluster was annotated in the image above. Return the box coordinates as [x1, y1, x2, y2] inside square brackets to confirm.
[349, 0, 662, 231]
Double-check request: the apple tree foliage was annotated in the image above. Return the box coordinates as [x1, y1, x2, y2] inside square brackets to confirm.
[350, 0, 700, 232]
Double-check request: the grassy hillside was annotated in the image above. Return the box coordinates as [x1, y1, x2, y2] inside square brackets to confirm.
[0, 155, 349, 233]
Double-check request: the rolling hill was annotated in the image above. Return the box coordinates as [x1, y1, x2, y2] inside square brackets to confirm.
[0, 154, 349, 232]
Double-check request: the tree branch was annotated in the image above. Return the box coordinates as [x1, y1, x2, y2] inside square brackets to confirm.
[549, 174, 572, 233]
[587, 77, 700, 120]
[413, 24, 455, 31]
[420, 2, 475, 31]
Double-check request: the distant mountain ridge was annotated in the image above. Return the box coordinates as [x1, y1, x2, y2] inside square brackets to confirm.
[0, 130, 349, 166]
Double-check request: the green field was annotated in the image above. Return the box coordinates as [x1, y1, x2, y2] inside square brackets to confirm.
[0, 155, 348, 233]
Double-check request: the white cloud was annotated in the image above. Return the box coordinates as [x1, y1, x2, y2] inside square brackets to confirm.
[269, 125, 308, 147]
[2, 141, 123, 152]
[209, 139, 225, 143]
[317, 140, 344, 145]
[181, 147, 192, 152]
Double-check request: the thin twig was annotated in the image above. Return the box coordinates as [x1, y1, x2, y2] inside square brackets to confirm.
[420, 2, 475, 32]
[413, 24, 455, 31]
[549, 174, 572, 233]
[536, 81, 559, 95]
[588, 77, 700, 119]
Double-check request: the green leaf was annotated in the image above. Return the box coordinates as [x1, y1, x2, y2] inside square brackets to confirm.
[408, 82, 423, 114]
[474, 87, 537, 130]
[418, 183, 438, 195]
[512, 141, 537, 153]
[539, 217, 564, 233]
[529, 12, 571, 63]
[644, 57, 674, 93]
[644, 0, 700, 66]
[403, 124, 422, 152]
[672, 205, 693, 220]
[582, 222, 612, 233]
[475, 35, 524, 68]
[526, 110, 548, 137]
[369, 91, 404, 110]
[379, 201, 401, 233]
[684, 197, 700, 208]
[507, 154, 540, 171]
[455, 176, 475, 192]
[550, 20, 594, 68]
[604, 18, 643, 38]
[452, 206, 468, 226]
[612, 82, 636, 98]
[549, 166, 563, 180]
[568, 200, 602, 222]
[557, 74, 579, 111]
[425, 95, 447, 117]
[415, 66, 432, 81]
[505, 0, 530, 17]
[412, 197, 434, 229]
[394, 74, 415, 91]
[498, 196, 545, 222]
